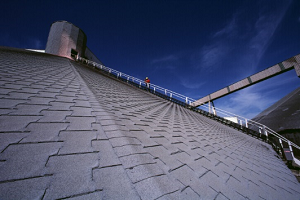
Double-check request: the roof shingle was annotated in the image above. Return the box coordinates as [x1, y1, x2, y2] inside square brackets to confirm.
[0, 47, 299, 199]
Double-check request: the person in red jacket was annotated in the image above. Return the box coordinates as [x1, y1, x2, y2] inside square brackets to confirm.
[144, 77, 150, 90]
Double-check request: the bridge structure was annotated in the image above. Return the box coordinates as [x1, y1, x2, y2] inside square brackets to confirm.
[191, 54, 300, 107]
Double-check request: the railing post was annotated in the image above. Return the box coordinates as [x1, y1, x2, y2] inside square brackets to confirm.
[279, 138, 283, 154]
[139, 82, 141, 88]
[288, 141, 294, 158]
[245, 119, 248, 128]
[263, 125, 268, 142]
[127, 77, 129, 83]
[185, 97, 188, 104]
[170, 93, 172, 100]
[154, 87, 156, 93]
[165, 89, 167, 95]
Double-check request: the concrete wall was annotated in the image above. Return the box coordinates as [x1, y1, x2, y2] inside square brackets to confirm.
[45, 21, 87, 59]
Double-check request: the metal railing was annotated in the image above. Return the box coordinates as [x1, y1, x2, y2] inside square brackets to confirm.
[75, 55, 300, 160]
[76, 56, 193, 105]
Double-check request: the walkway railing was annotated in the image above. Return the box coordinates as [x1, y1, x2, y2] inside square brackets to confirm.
[76, 56, 193, 105]
[75, 55, 300, 162]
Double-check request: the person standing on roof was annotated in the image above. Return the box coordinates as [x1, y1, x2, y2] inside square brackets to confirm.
[144, 77, 150, 90]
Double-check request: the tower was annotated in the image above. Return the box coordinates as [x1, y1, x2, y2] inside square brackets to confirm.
[45, 21, 87, 59]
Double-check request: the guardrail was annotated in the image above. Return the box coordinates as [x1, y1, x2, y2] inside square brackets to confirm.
[76, 56, 193, 105]
[197, 104, 300, 156]
[75, 55, 300, 161]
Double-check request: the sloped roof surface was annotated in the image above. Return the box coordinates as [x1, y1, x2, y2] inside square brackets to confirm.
[0, 47, 300, 199]
[252, 87, 300, 132]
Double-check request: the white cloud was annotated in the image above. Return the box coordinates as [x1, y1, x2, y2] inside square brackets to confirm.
[192, 42, 229, 72]
[250, 14, 282, 63]
[193, 2, 291, 76]
[151, 55, 178, 64]
[213, 70, 298, 120]
[180, 78, 205, 89]
[216, 87, 277, 119]
[213, 16, 237, 38]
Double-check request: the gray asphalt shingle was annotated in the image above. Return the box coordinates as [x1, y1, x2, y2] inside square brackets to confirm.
[0, 47, 300, 199]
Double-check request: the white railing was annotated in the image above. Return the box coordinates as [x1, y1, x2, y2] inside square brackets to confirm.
[75, 55, 300, 157]
[197, 101, 300, 153]
[76, 56, 193, 105]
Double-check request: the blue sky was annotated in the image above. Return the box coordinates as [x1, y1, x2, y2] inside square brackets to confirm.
[1, 0, 300, 119]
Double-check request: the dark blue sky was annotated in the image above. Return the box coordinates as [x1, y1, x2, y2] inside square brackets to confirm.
[1, 0, 300, 119]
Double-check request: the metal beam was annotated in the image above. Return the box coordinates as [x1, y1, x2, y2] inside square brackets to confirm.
[192, 54, 300, 107]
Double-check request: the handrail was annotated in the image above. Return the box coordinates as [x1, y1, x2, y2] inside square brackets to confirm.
[76, 56, 193, 105]
[75, 55, 300, 156]
[197, 102, 300, 151]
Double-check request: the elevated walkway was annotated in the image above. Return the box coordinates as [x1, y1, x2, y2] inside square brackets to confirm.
[192, 53, 300, 106]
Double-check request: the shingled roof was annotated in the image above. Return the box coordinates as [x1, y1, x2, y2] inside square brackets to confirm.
[252, 87, 300, 133]
[1, 46, 300, 199]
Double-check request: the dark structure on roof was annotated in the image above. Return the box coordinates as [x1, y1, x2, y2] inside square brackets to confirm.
[253, 87, 300, 148]
[1, 21, 300, 199]
[45, 21, 103, 64]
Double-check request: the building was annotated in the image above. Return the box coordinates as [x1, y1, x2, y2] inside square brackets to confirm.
[45, 20, 102, 64]
[0, 21, 300, 199]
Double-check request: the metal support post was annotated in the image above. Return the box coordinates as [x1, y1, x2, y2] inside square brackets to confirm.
[211, 101, 216, 115]
[154, 87, 156, 93]
[279, 138, 283, 154]
[165, 89, 167, 95]
[288, 141, 295, 158]
[263, 126, 268, 142]
[245, 119, 248, 128]
[212, 107, 216, 115]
